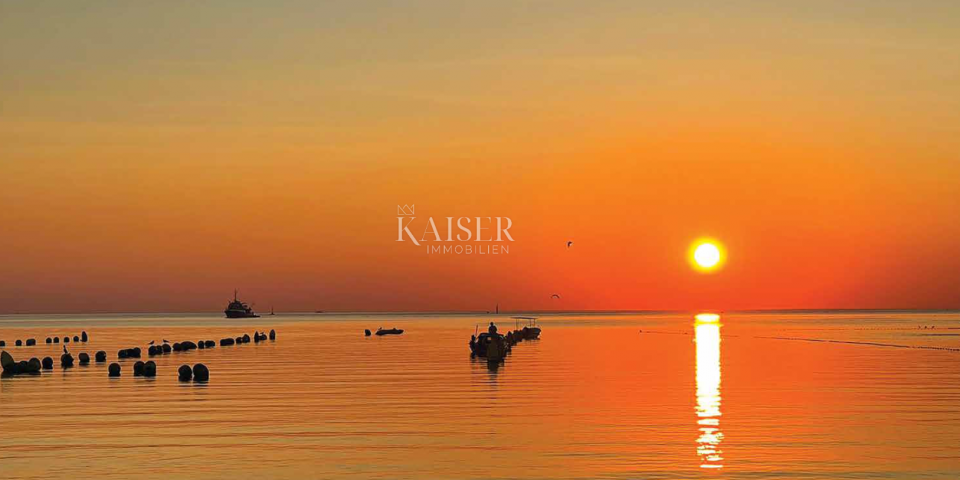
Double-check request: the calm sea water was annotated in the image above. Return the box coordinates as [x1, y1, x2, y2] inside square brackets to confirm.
[1, 312, 958, 479]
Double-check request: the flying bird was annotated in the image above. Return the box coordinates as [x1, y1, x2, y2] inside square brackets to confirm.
[551, 294, 561, 299]
[163, 339, 169, 343]
[148, 340, 155, 345]
[566, 241, 573, 248]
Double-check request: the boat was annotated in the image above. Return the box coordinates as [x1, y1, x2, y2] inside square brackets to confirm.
[375, 328, 403, 336]
[513, 316, 542, 340]
[224, 290, 259, 318]
[469, 322, 511, 361]
[469, 332, 502, 357]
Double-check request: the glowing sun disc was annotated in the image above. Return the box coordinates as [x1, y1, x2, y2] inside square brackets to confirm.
[695, 243, 721, 268]
[689, 239, 725, 272]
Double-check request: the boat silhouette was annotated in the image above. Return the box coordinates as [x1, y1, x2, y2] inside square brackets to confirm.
[224, 290, 259, 318]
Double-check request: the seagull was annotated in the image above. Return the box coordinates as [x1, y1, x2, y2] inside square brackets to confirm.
[551, 294, 561, 299]
[566, 241, 573, 248]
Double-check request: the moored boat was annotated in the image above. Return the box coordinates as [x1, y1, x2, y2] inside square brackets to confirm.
[470, 319, 541, 362]
[469, 322, 512, 361]
[375, 328, 403, 336]
[514, 316, 541, 340]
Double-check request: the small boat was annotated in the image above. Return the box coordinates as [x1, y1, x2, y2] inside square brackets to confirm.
[470, 333, 511, 362]
[224, 290, 259, 318]
[513, 316, 541, 340]
[469, 322, 512, 361]
[375, 328, 403, 336]
[469, 332, 500, 357]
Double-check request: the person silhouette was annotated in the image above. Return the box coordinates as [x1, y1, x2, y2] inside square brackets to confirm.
[488, 322, 497, 335]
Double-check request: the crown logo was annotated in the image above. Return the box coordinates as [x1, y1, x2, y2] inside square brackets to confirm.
[397, 204, 415, 216]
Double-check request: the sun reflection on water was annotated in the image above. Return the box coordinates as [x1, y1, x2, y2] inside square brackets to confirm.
[695, 313, 723, 469]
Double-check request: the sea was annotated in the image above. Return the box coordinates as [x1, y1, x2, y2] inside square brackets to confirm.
[1, 311, 958, 479]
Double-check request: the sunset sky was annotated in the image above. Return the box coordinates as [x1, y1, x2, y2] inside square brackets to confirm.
[2, 1, 959, 313]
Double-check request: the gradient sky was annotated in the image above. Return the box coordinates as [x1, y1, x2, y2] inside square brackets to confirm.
[2, 1, 959, 313]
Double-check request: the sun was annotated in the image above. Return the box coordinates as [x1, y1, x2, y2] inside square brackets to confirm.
[689, 239, 725, 272]
[695, 243, 720, 268]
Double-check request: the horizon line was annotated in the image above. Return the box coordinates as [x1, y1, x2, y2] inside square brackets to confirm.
[2, 307, 959, 317]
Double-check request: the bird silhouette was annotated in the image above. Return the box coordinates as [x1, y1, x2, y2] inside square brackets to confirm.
[551, 294, 561, 299]
[566, 241, 573, 248]
[163, 339, 169, 343]
[148, 340, 155, 345]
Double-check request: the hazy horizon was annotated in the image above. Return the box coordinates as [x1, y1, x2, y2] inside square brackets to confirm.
[3, 307, 959, 317]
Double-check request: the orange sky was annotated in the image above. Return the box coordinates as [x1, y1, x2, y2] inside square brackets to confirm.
[1, 2, 959, 313]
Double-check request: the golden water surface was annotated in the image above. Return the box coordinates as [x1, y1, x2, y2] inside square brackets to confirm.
[1, 312, 958, 479]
